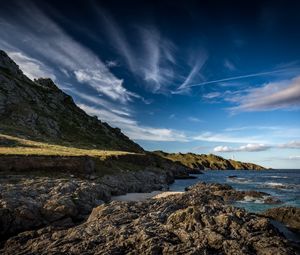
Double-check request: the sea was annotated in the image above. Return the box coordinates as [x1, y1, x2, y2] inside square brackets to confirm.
[169, 169, 300, 213]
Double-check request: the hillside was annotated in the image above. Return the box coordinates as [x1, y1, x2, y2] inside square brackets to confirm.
[0, 49, 265, 173]
[153, 151, 266, 170]
[0, 50, 142, 152]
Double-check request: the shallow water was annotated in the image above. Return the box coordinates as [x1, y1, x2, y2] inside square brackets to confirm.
[169, 169, 300, 213]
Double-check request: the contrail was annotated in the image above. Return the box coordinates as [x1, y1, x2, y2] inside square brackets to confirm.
[177, 67, 299, 90]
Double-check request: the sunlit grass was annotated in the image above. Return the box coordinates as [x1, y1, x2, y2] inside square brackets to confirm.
[0, 134, 138, 158]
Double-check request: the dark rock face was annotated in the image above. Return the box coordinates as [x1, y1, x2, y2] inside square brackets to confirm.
[0, 155, 96, 177]
[262, 207, 300, 232]
[1, 183, 295, 255]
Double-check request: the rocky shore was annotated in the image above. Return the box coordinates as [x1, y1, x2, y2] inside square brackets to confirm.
[0, 169, 176, 241]
[1, 182, 298, 254]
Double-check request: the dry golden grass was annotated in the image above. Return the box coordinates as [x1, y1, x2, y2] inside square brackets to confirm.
[0, 134, 138, 159]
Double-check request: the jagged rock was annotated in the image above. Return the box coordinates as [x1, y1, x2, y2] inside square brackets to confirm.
[1, 183, 295, 254]
[262, 207, 300, 232]
[0, 169, 175, 240]
[186, 182, 282, 204]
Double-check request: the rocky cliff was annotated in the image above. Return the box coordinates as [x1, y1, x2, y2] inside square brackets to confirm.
[153, 151, 266, 170]
[0, 50, 142, 152]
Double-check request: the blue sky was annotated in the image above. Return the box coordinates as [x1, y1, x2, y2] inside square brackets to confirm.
[0, 0, 300, 168]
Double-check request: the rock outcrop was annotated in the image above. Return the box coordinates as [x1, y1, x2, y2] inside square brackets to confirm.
[1, 183, 295, 254]
[0, 169, 175, 240]
[186, 182, 282, 204]
[154, 151, 266, 170]
[262, 207, 300, 232]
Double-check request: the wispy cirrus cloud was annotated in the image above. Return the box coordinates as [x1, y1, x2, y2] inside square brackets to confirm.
[7, 51, 56, 80]
[0, 1, 137, 103]
[69, 89, 133, 117]
[179, 67, 300, 88]
[224, 59, 236, 71]
[94, 5, 177, 93]
[193, 131, 266, 144]
[202, 92, 221, 99]
[175, 50, 208, 94]
[78, 103, 188, 142]
[229, 76, 300, 112]
[187, 116, 203, 122]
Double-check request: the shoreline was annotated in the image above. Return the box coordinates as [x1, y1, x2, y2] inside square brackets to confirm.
[112, 191, 184, 201]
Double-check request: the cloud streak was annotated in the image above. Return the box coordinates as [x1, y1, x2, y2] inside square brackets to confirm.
[94, 5, 177, 93]
[179, 68, 300, 89]
[78, 103, 188, 142]
[7, 51, 56, 80]
[229, 75, 300, 112]
[193, 131, 266, 144]
[176, 51, 208, 93]
[0, 2, 137, 103]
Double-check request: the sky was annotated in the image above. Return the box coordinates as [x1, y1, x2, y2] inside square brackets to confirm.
[0, 0, 299, 168]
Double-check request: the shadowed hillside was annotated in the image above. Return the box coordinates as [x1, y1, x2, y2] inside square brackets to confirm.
[0, 50, 142, 152]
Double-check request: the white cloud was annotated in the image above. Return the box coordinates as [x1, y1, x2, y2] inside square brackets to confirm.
[105, 60, 119, 68]
[7, 51, 56, 80]
[288, 155, 300, 160]
[214, 143, 270, 152]
[278, 141, 300, 149]
[176, 51, 208, 93]
[0, 2, 137, 103]
[203, 92, 221, 99]
[224, 59, 236, 71]
[70, 89, 132, 117]
[139, 27, 175, 92]
[193, 131, 265, 144]
[187, 117, 203, 122]
[78, 103, 188, 142]
[77, 104, 136, 126]
[177, 68, 300, 88]
[229, 76, 300, 112]
[94, 6, 177, 93]
[125, 126, 188, 142]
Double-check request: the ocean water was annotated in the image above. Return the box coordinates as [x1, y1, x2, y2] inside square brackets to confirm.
[169, 169, 300, 213]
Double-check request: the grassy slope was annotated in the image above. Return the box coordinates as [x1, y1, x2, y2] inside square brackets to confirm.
[0, 134, 135, 157]
[153, 151, 266, 170]
[0, 134, 191, 178]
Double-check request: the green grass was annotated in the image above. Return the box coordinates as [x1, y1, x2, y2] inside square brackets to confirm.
[0, 134, 137, 158]
[0, 134, 166, 178]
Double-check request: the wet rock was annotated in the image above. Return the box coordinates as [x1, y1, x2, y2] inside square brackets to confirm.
[185, 182, 281, 204]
